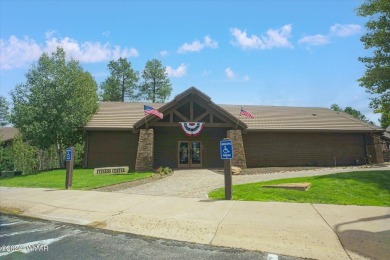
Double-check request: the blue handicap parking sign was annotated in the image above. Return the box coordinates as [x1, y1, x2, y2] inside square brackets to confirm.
[65, 148, 73, 161]
[220, 139, 233, 160]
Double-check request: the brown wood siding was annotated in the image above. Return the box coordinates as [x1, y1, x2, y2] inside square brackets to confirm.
[86, 131, 139, 170]
[243, 132, 365, 167]
[154, 127, 228, 168]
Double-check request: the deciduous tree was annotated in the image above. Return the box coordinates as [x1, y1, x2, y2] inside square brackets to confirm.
[0, 96, 9, 127]
[330, 104, 373, 124]
[140, 59, 172, 103]
[356, 0, 390, 128]
[11, 47, 98, 168]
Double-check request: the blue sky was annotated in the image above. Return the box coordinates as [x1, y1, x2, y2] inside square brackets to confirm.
[0, 0, 379, 123]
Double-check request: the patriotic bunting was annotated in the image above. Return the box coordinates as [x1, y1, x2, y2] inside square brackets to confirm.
[179, 122, 205, 137]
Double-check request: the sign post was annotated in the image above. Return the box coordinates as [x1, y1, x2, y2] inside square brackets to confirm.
[220, 138, 233, 200]
[65, 147, 74, 189]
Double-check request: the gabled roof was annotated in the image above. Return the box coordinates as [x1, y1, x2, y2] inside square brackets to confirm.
[85, 87, 384, 133]
[133, 87, 247, 129]
[0, 127, 19, 142]
[383, 126, 390, 140]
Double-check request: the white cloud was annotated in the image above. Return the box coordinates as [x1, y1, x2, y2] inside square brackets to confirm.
[45, 37, 139, 62]
[201, 70, 211, 77]
[298, 34, 330, 46]
[230, 24, 293, 50]
[299, 23, 361, 47]
[45, 30, 57, 39]
[330, 24, 361, 37]
[204, 35, 218, 48]
[225, 67, 235, 79]
[112, 46, 139, 60]
[177, 35, 218, 53]
[243, 75, 250, 81]
[0, 34, 139, 70]
[166, 63, 187, 77]
[178, 40, 203, 53]
[160, 50, 168, 57]
[102, 31, 110, 37]
[0, 36, 42, 70]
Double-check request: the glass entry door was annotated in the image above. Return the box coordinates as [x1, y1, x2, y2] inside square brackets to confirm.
[178, 141, 202, 168]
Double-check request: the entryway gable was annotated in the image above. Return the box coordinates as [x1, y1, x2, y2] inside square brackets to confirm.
[133, 86, 247, 129]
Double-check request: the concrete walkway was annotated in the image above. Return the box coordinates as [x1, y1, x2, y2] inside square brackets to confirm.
[1, 187, 389, 260]
[118, 169, 223, 197]
[118, 166, 390, 198]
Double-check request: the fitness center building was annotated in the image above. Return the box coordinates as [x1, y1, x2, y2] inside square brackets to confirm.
[84, 87, 384, 170]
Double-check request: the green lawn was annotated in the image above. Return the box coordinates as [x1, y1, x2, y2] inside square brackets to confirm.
[208, 171, 390, 206]
[0, 169, 154, 190]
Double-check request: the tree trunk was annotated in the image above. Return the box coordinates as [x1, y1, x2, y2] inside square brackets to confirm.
[153, 78, 156, 103]
[57, 142, 64, 168]
[121, 76, 125, 102]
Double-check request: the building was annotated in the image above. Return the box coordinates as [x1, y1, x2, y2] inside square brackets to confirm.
[381, 126, 390, 162]
[0, 127, 19, 146]
[84, 87, 384, 170]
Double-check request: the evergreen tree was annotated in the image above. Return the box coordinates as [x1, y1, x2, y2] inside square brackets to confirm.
[140, 59, 172, 103]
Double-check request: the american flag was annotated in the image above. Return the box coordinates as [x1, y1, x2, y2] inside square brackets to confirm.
[144, 105, 163, 119]
[239, 107, 255, 119]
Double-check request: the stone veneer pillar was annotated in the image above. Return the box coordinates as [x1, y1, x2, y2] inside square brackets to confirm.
[135, 129, 154, 171]
[365, 134, 384, 164]
[227, 130, 247, 169]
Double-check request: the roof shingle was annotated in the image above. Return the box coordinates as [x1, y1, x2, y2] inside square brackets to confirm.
[85, 102, 382, 132]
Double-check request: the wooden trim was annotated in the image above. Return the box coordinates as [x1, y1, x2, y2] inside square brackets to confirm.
[194, 111, 209, 122]
[133, 87, 247, 129]
[190, 101, 194, 121]
[148, 122, 233, 127]
[173, 110, 189, 121]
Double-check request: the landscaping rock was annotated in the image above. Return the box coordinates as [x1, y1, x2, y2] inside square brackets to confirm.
[263, 182, 311, 191]
[231, 166, 242, 175]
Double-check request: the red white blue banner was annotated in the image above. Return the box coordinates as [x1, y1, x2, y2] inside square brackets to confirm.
[179, 122, 205, 137]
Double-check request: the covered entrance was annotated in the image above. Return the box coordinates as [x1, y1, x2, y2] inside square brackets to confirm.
[178, 141, 202, 168]
[132, 87, 247, 170]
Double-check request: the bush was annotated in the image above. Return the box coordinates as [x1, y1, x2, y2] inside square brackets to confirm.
[155, 166, 173, 176]
[0, 145, 13, 172]
[11, 134, 38, 174]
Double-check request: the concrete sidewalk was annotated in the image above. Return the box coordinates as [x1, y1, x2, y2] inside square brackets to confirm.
[1, 187, 389, 259]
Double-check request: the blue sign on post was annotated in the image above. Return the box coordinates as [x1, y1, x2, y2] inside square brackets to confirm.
[65, 148, 73, 161]
[220, 139, 233, 160]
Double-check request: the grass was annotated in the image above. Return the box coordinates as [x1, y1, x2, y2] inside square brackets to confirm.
[208, 171, 390, 207]
[0, 169, 154, 190]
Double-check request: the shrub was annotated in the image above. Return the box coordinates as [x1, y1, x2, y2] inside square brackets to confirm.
[155, 166, 173, 176]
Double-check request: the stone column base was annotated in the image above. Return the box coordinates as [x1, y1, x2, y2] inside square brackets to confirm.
[365, 134, 384, 164]
[227, 130, 247, 169]
[135, 129, 154, 171]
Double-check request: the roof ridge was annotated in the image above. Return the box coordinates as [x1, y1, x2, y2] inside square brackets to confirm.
[218, 104, 329, 109]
